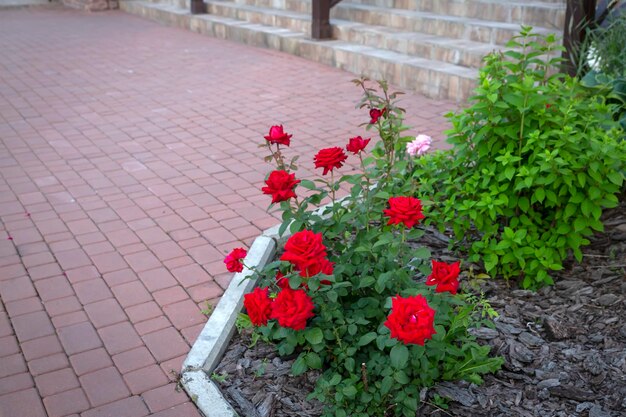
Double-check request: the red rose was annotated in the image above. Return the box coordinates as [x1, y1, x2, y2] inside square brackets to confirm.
[426, 260, 460, 295]
[369, 108, 386, 124]
[275, 271, 290, 289]
[314, 147, 348, 175]
[384, 294, 436, 345]
[280, 230, 327, 272]
[262, 170, 300, 203]
[264, 125, 292, 146]
[346, 136, 371, 155]
[270, 287, 315, 330]
[383, 196, 425, 228]
[224, 247, 247, 273]
[299, 258, 334, 278]
[243, 287, 272, 326]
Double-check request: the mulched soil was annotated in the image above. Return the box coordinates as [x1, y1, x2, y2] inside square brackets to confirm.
[211, 202, 626, 417]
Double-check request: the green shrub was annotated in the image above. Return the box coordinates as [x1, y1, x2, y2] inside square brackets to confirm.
[582, 70, 626, 131]
[412, 27, 626, 288]
[582, 13, 626, 78]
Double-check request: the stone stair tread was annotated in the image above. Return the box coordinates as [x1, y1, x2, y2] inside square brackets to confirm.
[212, 0, 555, 33]
[328, 41, 477, 77]
[335, 2, 555, 32]
[210, 0, 304, 19]
[336, 21, 500, 52]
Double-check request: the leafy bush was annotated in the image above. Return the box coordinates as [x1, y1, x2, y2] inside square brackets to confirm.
[582, 71, 626, 130]
[412, 27, 626, 288]
[225, 80, 502, 417]
[582, 12, 626, 78]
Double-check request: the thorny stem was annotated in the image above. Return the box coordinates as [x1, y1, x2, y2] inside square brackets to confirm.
[358, 153, 371, 232]
[275, 143, 286, 170]
[361, 363, 369, 391]
[333, 327, 343, 349]
[330, 170, 338, 223]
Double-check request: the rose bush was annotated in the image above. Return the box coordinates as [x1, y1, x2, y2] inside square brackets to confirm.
[224, 79, 502, 417]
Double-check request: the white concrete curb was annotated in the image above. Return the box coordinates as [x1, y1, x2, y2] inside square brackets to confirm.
[180, 225, 285, 417]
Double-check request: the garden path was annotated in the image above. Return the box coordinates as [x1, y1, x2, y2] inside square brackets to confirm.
[0, 5, 453, 417]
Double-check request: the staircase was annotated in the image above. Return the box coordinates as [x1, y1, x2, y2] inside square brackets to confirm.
[120, 0, 566, 102]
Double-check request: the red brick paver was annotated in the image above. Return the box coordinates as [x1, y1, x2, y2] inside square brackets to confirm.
[0, 5, 453, 417]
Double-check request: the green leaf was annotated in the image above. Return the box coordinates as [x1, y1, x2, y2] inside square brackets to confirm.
[305, 352, 322, 369]
[390, 344, 409, 369]
[380, 376, 393, 395]
[342, 385, 358, 398]
[329, 373, 341, 385]
[305, 328, 323, 345]
[607, 171, 623, 186]
[299, 179, 317, 190]
[573, 217, 587, 232]
[393, 370, 410, 384]
[358, 332, 378, 347]
[504, 166, 515, 180]
[357, 276, 376, 289]
[518, 196, 529, 212]
[411, 247, 431, 259]
[291, 355, 307, 375]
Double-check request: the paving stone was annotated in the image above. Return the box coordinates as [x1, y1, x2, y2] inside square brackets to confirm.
[98, 322, 143, 355]
[0, 335, 20, 357]
[34, 367, 80, 397]
[4, 296, 43, 317]
[28, 353, 70, 376]
[84, 298, 127, 328]
[142, 327, 189, 362]
[142, 383, 190, 413]
[74, 279, 114, 304]
[12, 311, 55, 343]
[0, 276, 37, 302]
[70, 348, 114, 376]
[79, 367, 130, 407]
[43, 387, 90, 417]
[123, 364, 169, 395]
[0, 388, 47, 417]
[0, 353, 27, 378]
[58, 322, 102, 355]
[138, 267, 178, 291]
[0, 372, 34, 396]
[112, 346, 156, 374]
[80, 396, 150, 417]
[163, 299, 206, 329]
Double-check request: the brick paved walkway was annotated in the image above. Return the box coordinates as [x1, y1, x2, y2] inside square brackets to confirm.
[0, 5, 454, 417]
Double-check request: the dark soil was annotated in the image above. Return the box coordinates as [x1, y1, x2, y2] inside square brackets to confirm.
[211, 203, 626, 417]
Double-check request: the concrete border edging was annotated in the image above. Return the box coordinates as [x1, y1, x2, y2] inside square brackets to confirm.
[180, 225, 284, 417]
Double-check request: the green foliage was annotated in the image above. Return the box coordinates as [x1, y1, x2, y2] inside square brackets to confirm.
[412, 27, 626, 288]
[247, 79, 501, 416]
[582, 14, 626, 78]
[582, 70, 626, 131]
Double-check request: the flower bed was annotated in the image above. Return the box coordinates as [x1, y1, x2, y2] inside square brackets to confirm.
[220, 78, 503, 417]
[200, 28, 625, 417]
[213, 207, 625, 416]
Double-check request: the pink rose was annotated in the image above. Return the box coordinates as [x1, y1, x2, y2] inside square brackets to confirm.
[406, 134, 432, 157]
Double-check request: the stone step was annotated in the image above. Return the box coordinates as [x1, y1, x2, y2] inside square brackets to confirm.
[119, 0, 478, 101]
[232, 0, 565, 29]
[329, 2, 557, 45]
[343, 0, 566, 29]
[217, 0, 557, 45]
[208, 1, 312, 33]
[334, 23, 498, 69]
[209, 1, 502, 68]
